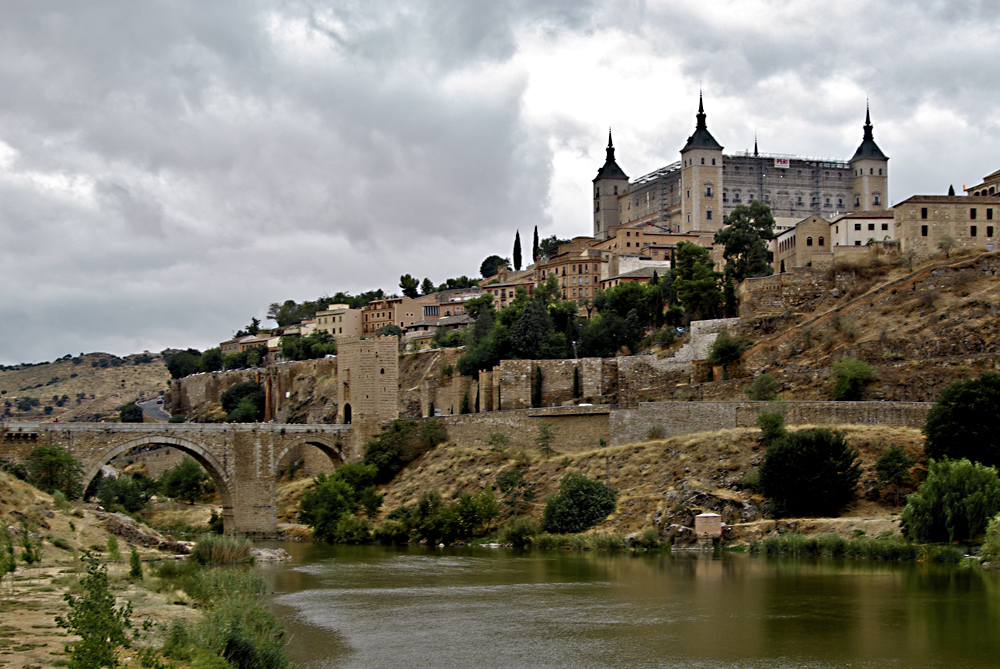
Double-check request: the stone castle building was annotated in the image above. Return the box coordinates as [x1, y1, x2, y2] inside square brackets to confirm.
[594, 97, 888, 239]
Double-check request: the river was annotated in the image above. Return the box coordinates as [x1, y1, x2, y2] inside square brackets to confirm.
[257, 542, 1000, 668]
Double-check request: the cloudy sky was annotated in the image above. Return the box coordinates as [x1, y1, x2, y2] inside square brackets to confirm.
[2, 1, 999, 364]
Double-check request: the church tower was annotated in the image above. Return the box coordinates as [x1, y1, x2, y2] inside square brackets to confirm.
[593, 130, 629, 240]
[680, 94, 724, 233]
[850, 104, 889, 211]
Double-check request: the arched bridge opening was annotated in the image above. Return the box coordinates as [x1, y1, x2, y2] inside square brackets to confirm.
[82, 435, 235, 534]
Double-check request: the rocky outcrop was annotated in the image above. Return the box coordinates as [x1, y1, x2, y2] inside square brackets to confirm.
[99, 512, 191, 554]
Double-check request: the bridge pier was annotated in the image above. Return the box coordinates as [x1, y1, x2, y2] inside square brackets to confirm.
[1, 422, 351, 537]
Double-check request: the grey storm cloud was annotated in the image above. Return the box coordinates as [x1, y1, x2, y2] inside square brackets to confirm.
[1, 0, 999, 364]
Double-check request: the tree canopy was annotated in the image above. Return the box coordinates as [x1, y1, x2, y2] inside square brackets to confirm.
[714, 201, 776, 284]
[673, 241, 722, 320]
[399, 274, 420, 298]
[480, 255, 510, 278]
[924, 372, 1000, 468]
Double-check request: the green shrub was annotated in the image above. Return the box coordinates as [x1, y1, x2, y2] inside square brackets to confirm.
[26, 444, 83, 499]
[830, 357, 876, 401]
[220, 381, 265, 423]
[56, 554, 135, 669]
[535, 421, 557, 458]
[874, 445, 915, 505]
[119, 403, 144, 423]
[978, 514, 1000, 565]
[192, 535, 255, 566]
[755, 405, 787, 445]
[129, 546, 143, 580]
[924, 372, 1000, 468]
[106, 535, 121, 562]
[498, 517, 538, 549]
[590, 532, 627, 551]
[97, 473, 157, 513]
[707, 329, 747, 367]
[373, 520, 410, 546]
[900, 458, 1000, 543]
[739, 467, 762, 493]
[160, 459, 209, 504]
[759, 428, 861, 517]
[746, 373, 779, 401]
[364, 419, 446, 484]
[635, 527, 662, 550]
[333, 515, 373, 544]
[646, 425, 665, 440]
[488, 432, 509, 453]
[541, 472, 616, 534]
[50, 537, 73, 551]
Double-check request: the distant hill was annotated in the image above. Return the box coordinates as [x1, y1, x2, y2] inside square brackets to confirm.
[0, 352, 171, 422]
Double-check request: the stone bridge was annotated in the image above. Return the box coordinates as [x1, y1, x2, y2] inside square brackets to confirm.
[1, 422, 352, 535]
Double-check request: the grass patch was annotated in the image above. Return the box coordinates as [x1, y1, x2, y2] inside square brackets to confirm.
[748, 532, 962, 562]
[191, 535, 255, 566]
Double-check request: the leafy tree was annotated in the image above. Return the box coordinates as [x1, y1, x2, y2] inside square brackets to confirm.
[577, 310, 643, 358]
[495, 469, 535, 515]
[830, 358, 877, 401]
[420, 278, 436, 295]
[280, 331, 336, 361]
[707, 329, 748, 367]
[874, 445, 915, 506]
[298, 474, 358, 541]
[538, 235, 570, 259]
[26, 444, 83, 499]
[364, 419, 446, 483]
[480, 255, 509, 278]
[160, 459, 209, 504]
[129, 546, 143, 580]
[98, 474, 157, 513]
[512, 300, 553, 359]
[755, 405, 787, 445]
[901, 458, 1000, 543]
[714, 200, 776, 284]
[535, 421, 557, 457]
[165, 348, 202, 379]
[541, 472, 616, 533]
[759, 428, 861, 517]
[119, 403, 143, 423]
[233, 317, 261, 337]
[924, 372, 1000, 468]
[220, 381, 266, 423]
[746, 373, 779, 401]
[938, 235, 957, 258]
[200, 347, 223, 372]
[56, 554, 137, 669]
[435, 275, 478, 292]
[673, 241, 722, 320]
[513, 230, 522, 271]
[399, 274, 420, 298]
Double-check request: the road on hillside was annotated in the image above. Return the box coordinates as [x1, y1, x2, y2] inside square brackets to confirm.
[138, 398, 170, 421]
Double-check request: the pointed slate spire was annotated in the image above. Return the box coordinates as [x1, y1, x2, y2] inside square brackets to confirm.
[593, 126, 628, 182]
[851, 102, 887, 160]
[754, 133, 759, 157]
[682, 93, 722, 151]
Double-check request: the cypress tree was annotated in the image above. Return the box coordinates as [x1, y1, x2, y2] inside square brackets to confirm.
[514, 230, 522, 271]
[533, 226, 540, 261]
[532, 365, 543, 408]
[572, 366, 581, 399]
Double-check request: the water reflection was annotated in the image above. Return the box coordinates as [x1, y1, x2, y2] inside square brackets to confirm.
[257, 544, 1000, 668]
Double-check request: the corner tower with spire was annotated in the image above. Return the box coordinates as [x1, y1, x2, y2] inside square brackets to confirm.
[593, 129, 629, 239]
[680, 94, 724, 233]
[850, 104, 889, 211]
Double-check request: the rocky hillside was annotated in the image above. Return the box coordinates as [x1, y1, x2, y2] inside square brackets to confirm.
[0, 352, 170, 422]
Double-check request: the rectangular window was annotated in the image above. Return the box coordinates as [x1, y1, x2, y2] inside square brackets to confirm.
[971, 226, 977, 237]
[988, 226, 994, 237]
[868, 223, 875, 230]
[881, 223, 889, 230]
[855, 240, 861, 245]
[971, 208, 978, 220]
[854, 223, 861, 231]
[706, 186, 712, 196]
[706, 210, 713, 220]
[921, 207, 928, 219]
[988, 209, 994, 220]
[921, 225, 928, 237]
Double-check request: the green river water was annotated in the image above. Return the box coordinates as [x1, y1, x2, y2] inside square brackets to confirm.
[257, 542, 1000, 668]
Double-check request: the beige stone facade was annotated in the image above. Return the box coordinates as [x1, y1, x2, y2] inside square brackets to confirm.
[830, 210, 895, 247]
[967, 168, 1000, 197]
[314, 304, 362, 339]
[335, 336, 399, 425]
[774, 215, 832, 269]
[894, 195, 1000, 256]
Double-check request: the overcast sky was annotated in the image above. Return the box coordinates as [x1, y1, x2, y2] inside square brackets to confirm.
[2, 1, 999, 364]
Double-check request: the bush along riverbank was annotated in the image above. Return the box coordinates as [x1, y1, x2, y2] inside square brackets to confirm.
[748, 531, 964, 563]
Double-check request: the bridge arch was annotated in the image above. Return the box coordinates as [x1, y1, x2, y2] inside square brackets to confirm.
[82, 435, 234, 531]
[273, 435, 346, 476]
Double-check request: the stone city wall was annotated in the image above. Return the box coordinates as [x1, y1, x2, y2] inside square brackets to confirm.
[438, 407, 611, 453]
[609, 400, 932, 446]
